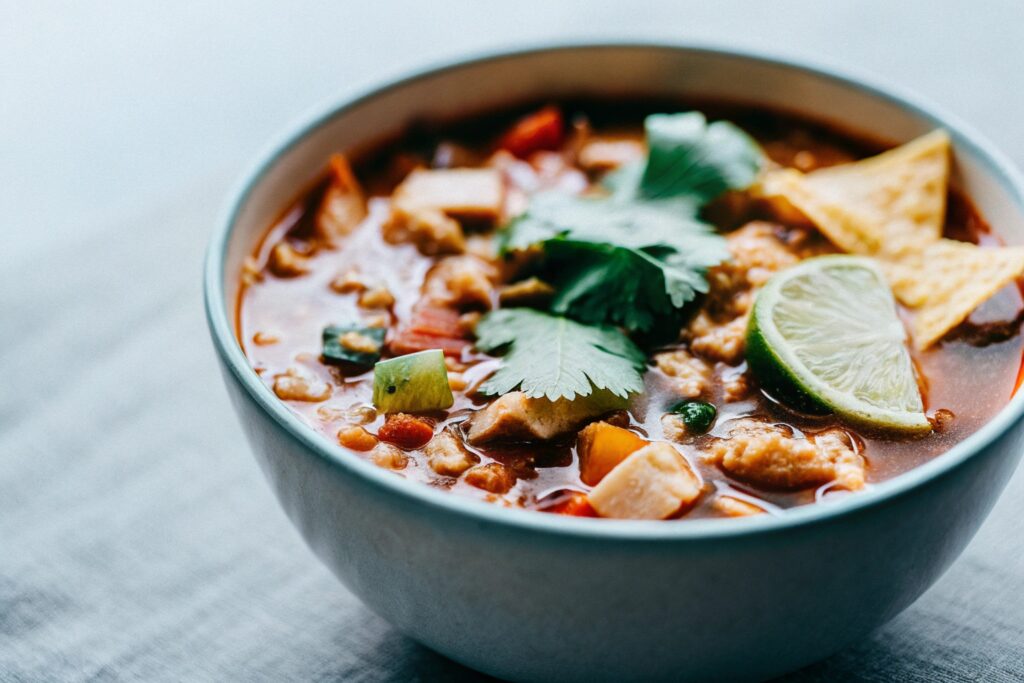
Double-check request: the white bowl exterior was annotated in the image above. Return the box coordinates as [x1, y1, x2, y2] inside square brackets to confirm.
[213, 45, 1024, 682]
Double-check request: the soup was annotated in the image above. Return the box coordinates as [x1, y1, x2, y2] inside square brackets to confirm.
[237, 101, 1024, 520]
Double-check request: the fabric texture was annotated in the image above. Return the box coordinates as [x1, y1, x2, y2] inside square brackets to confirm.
[2, 175, 1023, 682]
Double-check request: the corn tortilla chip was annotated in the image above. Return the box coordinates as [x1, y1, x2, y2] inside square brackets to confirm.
[757, 130, 950, 258]
[882, 240, 1024, 349]
[757, 130, 1024, 348]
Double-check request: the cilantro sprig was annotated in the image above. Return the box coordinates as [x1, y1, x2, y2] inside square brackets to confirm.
[475, 308, 646, 401]
[482, 111, 763, 401]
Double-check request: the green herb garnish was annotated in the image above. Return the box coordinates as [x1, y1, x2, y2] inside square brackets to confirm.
[670, 400, 717, 434]
[474, 308, 646, 401]
[608, 112, 763, 203]
[322, 325, 386, 367]
[501, 112, 761, 336]
[503, 193, 729, 335]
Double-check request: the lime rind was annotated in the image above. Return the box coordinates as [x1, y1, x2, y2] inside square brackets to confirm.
[747, 255, 930, 433]
[372, 349, 454, 413]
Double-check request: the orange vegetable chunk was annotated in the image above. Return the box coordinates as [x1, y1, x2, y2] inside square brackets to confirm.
[577, 421, 648, 486]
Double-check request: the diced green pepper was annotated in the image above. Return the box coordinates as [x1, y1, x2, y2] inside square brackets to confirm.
[322, 325, 386, 368]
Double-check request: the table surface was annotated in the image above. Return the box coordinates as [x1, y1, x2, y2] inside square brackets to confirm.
[3, 1, 1024, 680]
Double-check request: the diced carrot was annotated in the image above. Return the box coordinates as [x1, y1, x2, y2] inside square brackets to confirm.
[577, 422, 648, 486]
[499, 106, 564, 158]
[377, 413, 435, 449]
[546, 491, 597, 517]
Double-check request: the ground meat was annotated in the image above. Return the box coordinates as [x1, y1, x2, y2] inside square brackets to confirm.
[464, 462, 516, 493]
[724, 221, 802, 287]
[370, 443, 409, 470]
[267, 242, 311, 278]
[653, 349, 711, 398]
[702, 419, 865, 491]
[687, 313, 749, 365]
[721, 368, 752, 403]
[423, 256, 497, 309]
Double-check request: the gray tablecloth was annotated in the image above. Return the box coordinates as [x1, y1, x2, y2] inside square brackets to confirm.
[4, 2, 1024, 681]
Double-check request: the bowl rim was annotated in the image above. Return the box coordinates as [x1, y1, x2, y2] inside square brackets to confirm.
[204, 40, 1024, 541]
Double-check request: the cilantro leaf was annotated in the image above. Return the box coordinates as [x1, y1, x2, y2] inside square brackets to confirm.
[474, 308, 646, 401]
[501, 193, 729, 334]
[608, 112, 763, 203]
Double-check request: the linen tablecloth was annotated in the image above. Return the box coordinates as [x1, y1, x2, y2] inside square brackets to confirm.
[3, 2, 1024, 680]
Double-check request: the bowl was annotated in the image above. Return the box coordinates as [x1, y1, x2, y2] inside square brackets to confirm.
[204, 43, 1024, 682]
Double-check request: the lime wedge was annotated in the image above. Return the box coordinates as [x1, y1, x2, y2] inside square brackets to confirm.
[746, 255, 930, 433]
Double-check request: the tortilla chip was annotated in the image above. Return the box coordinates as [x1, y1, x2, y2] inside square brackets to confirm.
[882, 240, 1024, 349]
[757, 130, 950, 258]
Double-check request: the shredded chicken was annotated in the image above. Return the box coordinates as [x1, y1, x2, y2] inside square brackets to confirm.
[424, 429, 478, 477]
[654, 349, 711, 398]
[423, 256, 497, 309]
[702, 419, 865, 490]
[466, 392, 619, 444]
[315, 154, 367, 241]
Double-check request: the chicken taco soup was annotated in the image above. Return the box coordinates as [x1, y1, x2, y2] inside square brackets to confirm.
[237, 101, 1024, 521]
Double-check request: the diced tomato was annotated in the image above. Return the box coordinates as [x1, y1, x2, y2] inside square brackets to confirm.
[545, 491, 597, 517]
[390, 304, 469, 357]
[378, 413, 435, 449]
[409, 305, 463, 338]
[389, 331, 468, 357]
[499, 106, 564, 158]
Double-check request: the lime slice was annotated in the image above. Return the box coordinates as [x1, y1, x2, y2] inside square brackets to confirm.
[372, 349, 454, 413]
[746, 255, 929, 433]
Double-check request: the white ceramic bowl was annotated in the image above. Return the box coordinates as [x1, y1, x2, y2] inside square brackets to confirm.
[205, 44, 1024, 682]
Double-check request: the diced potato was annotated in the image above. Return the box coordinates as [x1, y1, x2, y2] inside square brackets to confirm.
[576, 421, 648, 486]
[424, 429, 478, 477]
[587, 443, 703, 520]
[392, 168, 504, 223]
[466, 391, 625, 444]
[315, 153, 367, 241]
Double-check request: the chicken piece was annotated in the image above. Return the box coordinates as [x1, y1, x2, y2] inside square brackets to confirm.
[577, 138, 645, 171]
[423, 256, 497, 309]
[424, 429, 478, 477]
[464, 462, 516, 494]
[654, 349, 712, 398]
[587, 442, 703, 520]
[382, 207, 466, 256]
[712, 495, 767, 517]
[315, 154, 367, 241]
[272, 368, 331, 402]
[392, 168, 504, 223]
[702, 419, 865, 490]
[466, 391, 623, 444]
